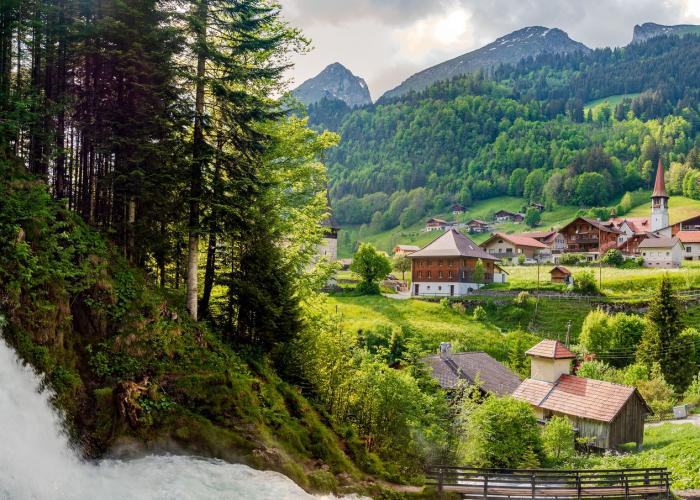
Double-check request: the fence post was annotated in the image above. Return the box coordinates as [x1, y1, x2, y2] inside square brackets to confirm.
[483, 473, 488, 499]
[576, 472, 582, 500]
[624, 476, 629, 500]
[531, 472, 535, 499]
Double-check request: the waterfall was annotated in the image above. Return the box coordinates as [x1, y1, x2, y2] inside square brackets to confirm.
[0, 338, 352, 500]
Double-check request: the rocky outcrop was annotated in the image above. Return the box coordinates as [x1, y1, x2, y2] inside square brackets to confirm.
[292, 63, 372, 108]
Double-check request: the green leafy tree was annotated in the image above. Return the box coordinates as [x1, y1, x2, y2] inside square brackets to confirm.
[392, 253, 411, 281]
[637, 276, 696, 391]
[524, 207, 541, 227]
[351, 243, 392, 295]
[573, 269, 598, 295]
[472, 258, 485, 287]
[602, 249, 624, 267]
[579, 309, 611, 354]
[459, 396, 542, 468]
[541, 416, 575, 460]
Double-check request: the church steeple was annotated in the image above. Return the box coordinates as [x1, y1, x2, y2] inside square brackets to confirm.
[651, 159, 669, 232]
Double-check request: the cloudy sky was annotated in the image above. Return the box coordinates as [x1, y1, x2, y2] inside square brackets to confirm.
[279, 0, 700, 100]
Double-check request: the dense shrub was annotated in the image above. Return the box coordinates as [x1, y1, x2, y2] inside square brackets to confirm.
[573, 270, 599, 295]
[542, 416, 575, 461]
[459, 396, 542, 468]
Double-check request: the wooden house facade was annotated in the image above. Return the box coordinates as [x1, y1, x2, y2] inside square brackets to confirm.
[559, 217, 621, 256]
[409, 229, 506, 296]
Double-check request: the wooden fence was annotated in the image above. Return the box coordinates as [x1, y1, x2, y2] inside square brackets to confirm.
[427, 466, 670, 499]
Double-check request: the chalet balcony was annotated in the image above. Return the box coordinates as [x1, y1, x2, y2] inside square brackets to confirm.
[488, 252, 517, 258]
[571, 236, 599, 244]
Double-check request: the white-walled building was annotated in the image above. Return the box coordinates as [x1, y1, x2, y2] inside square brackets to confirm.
[638, 237, 684, 268]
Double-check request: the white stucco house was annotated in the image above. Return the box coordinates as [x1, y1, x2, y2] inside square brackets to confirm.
[638, 237, 684, 268]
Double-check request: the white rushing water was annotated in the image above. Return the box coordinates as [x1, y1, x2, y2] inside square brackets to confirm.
[0, 339, 347, 500]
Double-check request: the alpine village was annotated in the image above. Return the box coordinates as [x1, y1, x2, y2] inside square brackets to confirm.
[7, 1, 700, 499]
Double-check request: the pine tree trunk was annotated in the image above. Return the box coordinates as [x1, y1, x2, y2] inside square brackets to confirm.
[186, 0, 209, 320]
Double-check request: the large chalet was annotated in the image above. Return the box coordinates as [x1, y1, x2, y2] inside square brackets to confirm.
[559, 217, 621, 257]
[408, 229, 507, 297]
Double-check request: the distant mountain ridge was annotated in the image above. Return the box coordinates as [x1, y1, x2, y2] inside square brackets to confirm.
[631, 22, 700, 44]
[379, 26, 590, 102]
[292, 63, 372, 108]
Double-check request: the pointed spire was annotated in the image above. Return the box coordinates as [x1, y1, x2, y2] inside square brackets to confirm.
[652, 158, 668, 198]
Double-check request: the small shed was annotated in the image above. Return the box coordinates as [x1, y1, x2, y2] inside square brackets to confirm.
[513, 339, 652, 450]
[549, 266, 572, 284]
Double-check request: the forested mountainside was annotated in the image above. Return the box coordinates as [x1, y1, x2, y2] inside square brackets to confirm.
[631, 22, 700, 44]
[308, 34, 700, 229]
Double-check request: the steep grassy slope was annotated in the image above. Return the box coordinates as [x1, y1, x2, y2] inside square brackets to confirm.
[0, 165, 424, 497]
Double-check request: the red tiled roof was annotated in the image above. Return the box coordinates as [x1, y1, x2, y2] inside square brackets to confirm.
[482, 232, 548, 249]
[677, 231, 700, 244]
[525, 339, 576, 359]
[514, 375, 651, 423]
[512, 379, 554, 406]
[549, 266, 571, 275]
[609, 217, 650, 234]
[652, 159, 668, 198]
[539, 375, 644, 422]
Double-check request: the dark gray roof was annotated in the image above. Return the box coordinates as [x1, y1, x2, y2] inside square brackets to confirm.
[638, 236, 681, 249]
[422, 352, 522, 396]
[408, 229, 500, 260]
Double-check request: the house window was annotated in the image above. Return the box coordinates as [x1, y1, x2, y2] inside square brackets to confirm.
[438, 259, 443, 266]
[448, 271, 453, 278]
[688, 246, 692, 253]
[438, 286, 442, 291]
[427, 271, 432, 278]
[643, 252, 647, 257]
[438, 271, 443, 278]
[666, 252, 670, 256]
[462, 271, 466, 279]
[418, 271, 422, 278]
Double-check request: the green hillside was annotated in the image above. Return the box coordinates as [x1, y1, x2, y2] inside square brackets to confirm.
[627, 195, 700, 223]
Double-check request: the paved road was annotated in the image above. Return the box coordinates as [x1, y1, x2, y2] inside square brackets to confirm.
[646, 413, 700, 428]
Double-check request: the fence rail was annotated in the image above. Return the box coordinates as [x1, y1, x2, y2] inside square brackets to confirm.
[427, 466, 671, 499]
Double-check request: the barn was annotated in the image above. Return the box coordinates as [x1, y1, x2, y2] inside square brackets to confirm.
[513, 340, 651, 450]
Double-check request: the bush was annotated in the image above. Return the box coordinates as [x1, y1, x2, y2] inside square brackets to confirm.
[559, 253, 582, 266]
[542, 416, 575, 461]
[637, 364, 677, 419]
[514, 291, 532, 306]
[579, 309, 611, 354]
[473, 305, 487, 321]
[573, 269, 598, 295]
[601, 249, 624, 267]
[517, 254, 526, 265]
[459, 396, 542, 468]
[684, 373, 700, 407]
